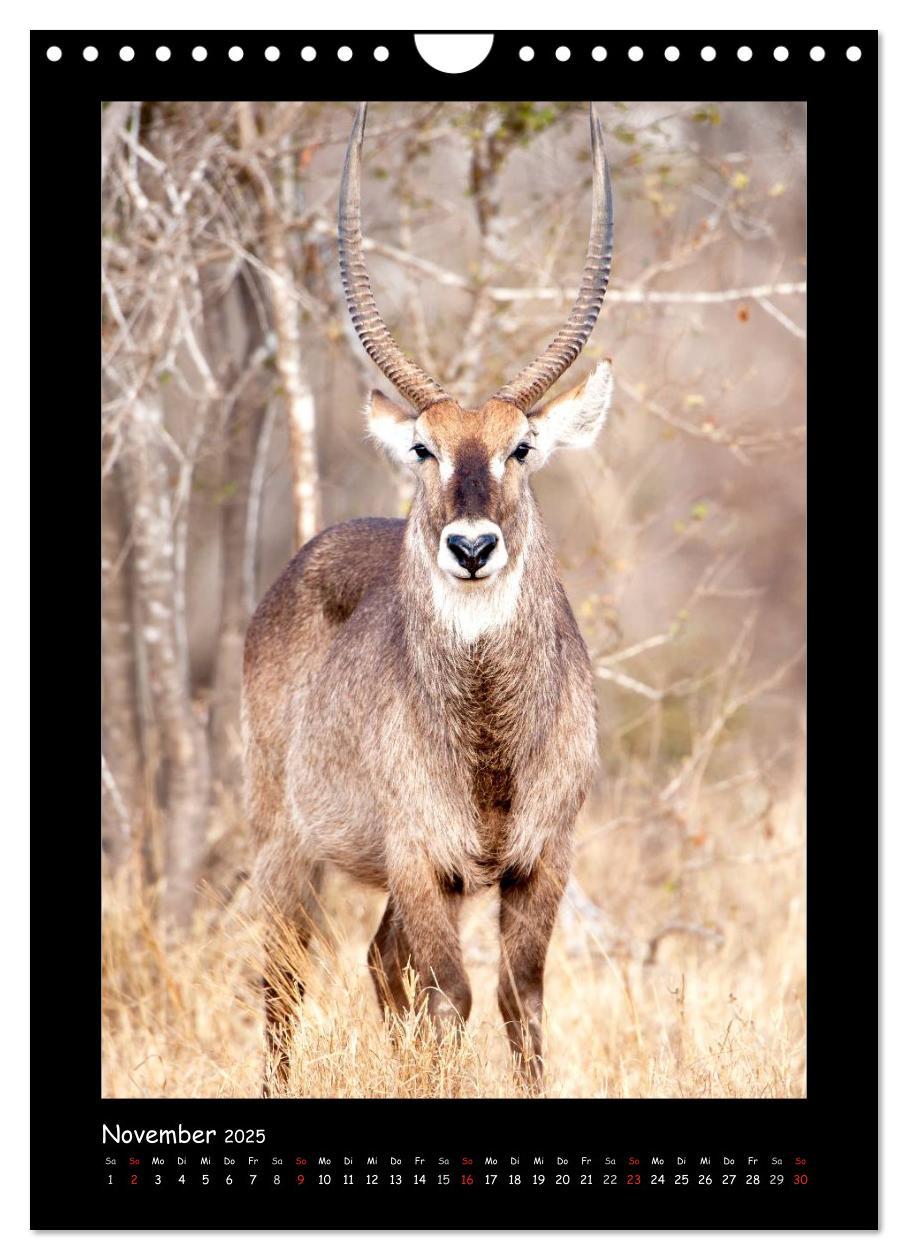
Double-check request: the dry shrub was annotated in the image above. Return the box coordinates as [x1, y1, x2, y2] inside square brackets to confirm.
[102, 771, 805, 1100]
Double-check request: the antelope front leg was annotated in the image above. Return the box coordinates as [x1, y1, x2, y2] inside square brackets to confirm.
[252, 840, 324, 1097]
[498, 857, 569, 1090]
[261, 942, 304, 1097]
[387, 854, 471, 1036]
[368, 896, 415, 1019]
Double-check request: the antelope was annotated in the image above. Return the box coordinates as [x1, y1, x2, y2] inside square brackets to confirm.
[244, 100, 614, 1092]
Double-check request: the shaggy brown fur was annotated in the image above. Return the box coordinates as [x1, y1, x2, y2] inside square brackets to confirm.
[243, 373, 612, 1092]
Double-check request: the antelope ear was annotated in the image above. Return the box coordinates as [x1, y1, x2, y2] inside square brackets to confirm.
[366, 390, 416, 463]
[529, 360, 613, 460]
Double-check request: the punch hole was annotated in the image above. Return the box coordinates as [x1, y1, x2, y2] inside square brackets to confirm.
[810, 46, 825, 62]
[156, 46, 171, 62]
[664, 46, 680, 62]
[846, 46, 862, 61]
[83, 46, 99, 62]
[737, 46, 753, 61]
[414, 34, 494, 74]
[592, 46, 606, 62]
[265, 46, 280, 62]
[373, 46, 389, 62]
[338, 46, 353, 61]
[229, 46, 244, 62]
[119, 46, 134, 62]
[519, 46, 534, 62]
[774, 46, 789, 62]
[556, 46, 571, 62]
[46, 46, 62, 61]
[700, 45, 716, 62]
[301, 46, 317, 62]
[628, 45, 643, 62]
[192, 46, 208, 62]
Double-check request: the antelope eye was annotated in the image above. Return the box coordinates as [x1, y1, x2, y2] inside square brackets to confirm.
[411, 443, 433, 461]
[511, 442, 533, 463]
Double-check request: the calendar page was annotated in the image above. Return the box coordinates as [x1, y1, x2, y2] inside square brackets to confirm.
[31, 29, 877, 1230]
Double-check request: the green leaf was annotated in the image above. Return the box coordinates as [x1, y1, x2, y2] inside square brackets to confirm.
[215, 480, 239, 505]
[692, 105, 722, 126]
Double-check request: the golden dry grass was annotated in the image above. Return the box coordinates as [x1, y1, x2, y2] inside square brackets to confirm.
[102, 779, 806, 1100]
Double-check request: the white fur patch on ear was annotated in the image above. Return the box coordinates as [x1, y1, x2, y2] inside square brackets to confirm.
[366, 390, 417, 463]
[530, 360, 614, 460]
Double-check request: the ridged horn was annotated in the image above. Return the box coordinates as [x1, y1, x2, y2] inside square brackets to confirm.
[494, 102, 613, 413]
[338, 102, 450, 414]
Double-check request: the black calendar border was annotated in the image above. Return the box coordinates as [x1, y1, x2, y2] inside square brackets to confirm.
[30, 30, 879, 1231]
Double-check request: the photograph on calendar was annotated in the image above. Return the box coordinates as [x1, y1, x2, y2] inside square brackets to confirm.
[101, 98, 806, 1101]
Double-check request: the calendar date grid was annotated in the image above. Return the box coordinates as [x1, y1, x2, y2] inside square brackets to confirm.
[104, 1149, 811, 1192]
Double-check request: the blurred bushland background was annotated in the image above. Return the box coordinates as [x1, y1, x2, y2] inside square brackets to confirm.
[101, 100, 806, 1098]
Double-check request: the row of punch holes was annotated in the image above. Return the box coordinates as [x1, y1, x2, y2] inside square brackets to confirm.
[46, 42, 863, 64]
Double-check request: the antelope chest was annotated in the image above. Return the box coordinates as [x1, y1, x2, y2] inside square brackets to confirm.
[461, 664, 521, 886]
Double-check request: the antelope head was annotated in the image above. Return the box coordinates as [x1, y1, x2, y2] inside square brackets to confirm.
[339, 102, 614, 609]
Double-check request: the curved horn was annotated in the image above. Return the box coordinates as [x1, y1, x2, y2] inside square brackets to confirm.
[495, 103, 613, 413]
[338, 102, 449, 414]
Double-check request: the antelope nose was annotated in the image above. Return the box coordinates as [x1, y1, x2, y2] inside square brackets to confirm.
[446, 533, 498, 577]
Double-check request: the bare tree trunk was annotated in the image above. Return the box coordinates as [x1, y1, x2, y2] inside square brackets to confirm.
[209, 281, 267, 786]
[236, 102, 321, 550]
[205, 268, 275, 788]
[267, 196, 319, 546]
[244, 400, 277, 615]
[101, 462, 143, 868]
[447, 107, 507, 402]
[121, 397, 210, 925]
[211, 411, 260, 787]
[101, 100, 131, 183]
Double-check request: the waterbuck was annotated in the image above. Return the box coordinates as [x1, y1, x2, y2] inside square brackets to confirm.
[244, 101, 614, 1092]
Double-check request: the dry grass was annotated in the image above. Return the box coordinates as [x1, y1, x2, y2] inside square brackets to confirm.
[102, 777, 806, 1100]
